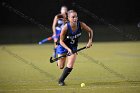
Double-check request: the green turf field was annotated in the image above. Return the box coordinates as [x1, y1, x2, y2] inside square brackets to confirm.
[0, 42, 140, 93]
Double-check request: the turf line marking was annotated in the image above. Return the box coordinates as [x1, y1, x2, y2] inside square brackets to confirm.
[79, 52, 139, 86]
[1, 46, 56, 80]
[0, 80, 54, 84]
[79, 52, 128, 80]
[0, 86, 139, 92]
[116, 52, 140, 58]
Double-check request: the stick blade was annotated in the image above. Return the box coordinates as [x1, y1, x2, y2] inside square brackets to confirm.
[50, 57, 54, 63]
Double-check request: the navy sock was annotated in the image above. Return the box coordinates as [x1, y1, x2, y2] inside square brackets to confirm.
[59, 67, 73, 82]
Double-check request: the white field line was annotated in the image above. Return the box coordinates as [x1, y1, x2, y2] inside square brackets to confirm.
[0, 85, 140, 92]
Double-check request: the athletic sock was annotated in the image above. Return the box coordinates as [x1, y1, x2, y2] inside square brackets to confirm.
[53, 48, 57, 58]
[59, 67, 73, 82]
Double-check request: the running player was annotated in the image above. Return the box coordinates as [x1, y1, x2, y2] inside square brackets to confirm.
[52, 6, 68, 58]
[57, 10, 93, 86]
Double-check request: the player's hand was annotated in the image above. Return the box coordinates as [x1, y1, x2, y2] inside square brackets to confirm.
[86, 40, 92, 48]
[67, 48, 73, 56]
[53, 34, 56, 37]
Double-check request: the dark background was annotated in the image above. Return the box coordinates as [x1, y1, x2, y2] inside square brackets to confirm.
[0, 0, 140, 44]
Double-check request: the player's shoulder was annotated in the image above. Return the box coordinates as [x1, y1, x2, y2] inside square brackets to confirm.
[55, 14, 63, 19]
[78, 21, 87, 29]
[79, 21, 85, 25]
[62, 23, 68, 30]
[79, 21, 88, 27]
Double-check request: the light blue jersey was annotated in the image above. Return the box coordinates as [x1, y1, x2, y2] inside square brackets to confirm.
[54, 19, 65, 39]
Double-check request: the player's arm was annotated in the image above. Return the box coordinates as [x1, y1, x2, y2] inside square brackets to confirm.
[60, 24, 72, 53]
[52, 15, 58, 36]
[80, 22, 93, 48]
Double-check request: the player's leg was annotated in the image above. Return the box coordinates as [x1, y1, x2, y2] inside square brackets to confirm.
[58, 53, 77, 86]
[57, 54, 66, 69]
[67, 53, 77, 68]
[53, 29, 60, 58]
[56, 45, 67, 68]
[53, 40, 58, 58]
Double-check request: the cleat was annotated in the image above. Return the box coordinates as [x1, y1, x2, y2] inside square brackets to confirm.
[58, 81, 65, 86]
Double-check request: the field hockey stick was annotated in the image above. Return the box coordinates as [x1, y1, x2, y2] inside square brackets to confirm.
[50, 46, 86, 63]
[38, 34, 60, 44]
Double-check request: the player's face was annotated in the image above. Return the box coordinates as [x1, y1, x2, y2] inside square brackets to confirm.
[61, 7, 67, 14]
[68, 12, 78, 24]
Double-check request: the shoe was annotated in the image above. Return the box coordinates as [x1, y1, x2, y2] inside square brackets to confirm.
[58, 81, 65, 86]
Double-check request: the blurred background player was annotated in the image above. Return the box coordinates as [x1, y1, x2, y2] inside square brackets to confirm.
[52, 6, 68, 58]
[57, 10, 93, 86]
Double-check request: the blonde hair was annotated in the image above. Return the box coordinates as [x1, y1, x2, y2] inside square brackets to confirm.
[67, 10, 77, 17]
[61, 6, 67, 8]
[61, 6, 67, 10]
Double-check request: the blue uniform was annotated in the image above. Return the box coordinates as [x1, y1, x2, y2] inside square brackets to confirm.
[53, 18, 66, 58]
[54, 18, 65, 40]
[57, 21, 82, 54]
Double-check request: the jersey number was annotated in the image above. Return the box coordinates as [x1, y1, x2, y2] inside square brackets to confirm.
[70, 38, 75, 44]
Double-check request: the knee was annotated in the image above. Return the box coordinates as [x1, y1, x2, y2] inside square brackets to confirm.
[57, 58, 66, 69]
[58, 63, 64, 69]
[67, 64, 73, 68]
[67, 61, 74, 68]
[59, 66, 64, 69]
